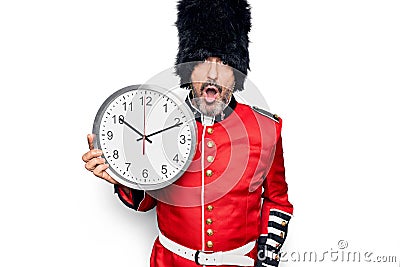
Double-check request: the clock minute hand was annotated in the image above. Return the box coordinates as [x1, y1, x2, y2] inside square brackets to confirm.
[121, 119, 153, 144]
[136, 122, 183, 141]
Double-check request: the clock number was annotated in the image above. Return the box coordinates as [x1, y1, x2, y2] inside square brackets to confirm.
[163, 103, 167, 113]
[107, 131, 113, 140]
[174, 118, 180, 124]
[179, 134, 186, 144]
[173, 154, 179, 163]
[161, 164, 168, 175]
[140, 96, 152, 106]
[125, 162, 131, 171]
[112, 115, 124, 124]
[142, 169, 149, 178]
[146, 96, 152, 106]
[123, 102, 133, 111]
[113, 150, 119, 159]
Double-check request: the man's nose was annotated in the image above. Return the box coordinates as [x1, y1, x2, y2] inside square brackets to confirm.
[207, 62, 218, 81]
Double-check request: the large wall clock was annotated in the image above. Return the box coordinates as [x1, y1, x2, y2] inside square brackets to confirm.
[92, 84, 197, 190]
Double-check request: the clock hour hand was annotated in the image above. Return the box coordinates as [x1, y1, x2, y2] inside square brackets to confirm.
[136, 122, 183, 141]
[121, 119, 153, 144]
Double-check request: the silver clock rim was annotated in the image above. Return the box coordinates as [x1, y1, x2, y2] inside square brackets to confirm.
[92, 84, 198, 191]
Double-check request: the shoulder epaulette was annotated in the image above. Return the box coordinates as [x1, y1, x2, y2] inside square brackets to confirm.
[251, 106, 280, 123]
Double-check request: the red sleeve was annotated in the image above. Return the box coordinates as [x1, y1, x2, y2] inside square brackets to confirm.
[258, 118, 293, 265]
[114, 184, 156, 212]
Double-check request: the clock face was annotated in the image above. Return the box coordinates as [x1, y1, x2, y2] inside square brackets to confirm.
[92, 85, 197, 190]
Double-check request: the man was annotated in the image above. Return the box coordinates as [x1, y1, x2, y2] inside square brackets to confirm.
[82, 1, 293, 266]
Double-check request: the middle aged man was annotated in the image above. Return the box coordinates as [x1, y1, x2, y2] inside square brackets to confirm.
[82, 1, 293, 266]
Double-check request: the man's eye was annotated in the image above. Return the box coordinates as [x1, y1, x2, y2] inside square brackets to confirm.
[221, 61, 228, 65]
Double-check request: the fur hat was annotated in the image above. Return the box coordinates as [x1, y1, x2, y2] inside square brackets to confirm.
[175, 0, 252, 91]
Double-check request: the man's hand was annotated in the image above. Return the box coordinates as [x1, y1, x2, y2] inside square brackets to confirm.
[82, 134, 119, 185]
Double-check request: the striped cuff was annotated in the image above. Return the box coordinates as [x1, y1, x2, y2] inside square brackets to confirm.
[267, 209, 291, 252]
[257, 209, 292, 266]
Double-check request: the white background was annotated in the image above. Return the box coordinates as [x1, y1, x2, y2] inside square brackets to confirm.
[1, 1, 399, 266]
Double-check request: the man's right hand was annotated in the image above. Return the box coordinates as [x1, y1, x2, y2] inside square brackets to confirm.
[82, 134, 119, 185]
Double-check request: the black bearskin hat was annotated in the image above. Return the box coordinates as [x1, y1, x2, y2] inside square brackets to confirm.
[175, 0, 251, 91]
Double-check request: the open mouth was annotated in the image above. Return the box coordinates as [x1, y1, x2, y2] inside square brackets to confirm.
[201, 84, 221, 103]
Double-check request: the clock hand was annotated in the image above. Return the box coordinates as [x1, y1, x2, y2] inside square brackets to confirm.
[120, 119, 152, 144]
[143, 96, 146, 155]
[136, 122, 183, 141]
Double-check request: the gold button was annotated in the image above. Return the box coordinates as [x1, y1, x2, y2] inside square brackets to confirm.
[207, 156, 214, 163]
[207, 229, 214, 236]
[207, 141, 214, 148]
[206, 218, 213, 225]
[207, 205, 213, 211]
[281, 221, 287, 227]
[206, 241, 213, 248]
[280, 232, 284, 238]
[275, 255, 280, 261]
[206, 170, 213, 177]
[207, 128, 214, 134]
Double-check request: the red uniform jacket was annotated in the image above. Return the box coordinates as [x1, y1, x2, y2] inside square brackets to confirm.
[115, 98, 293, 267]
